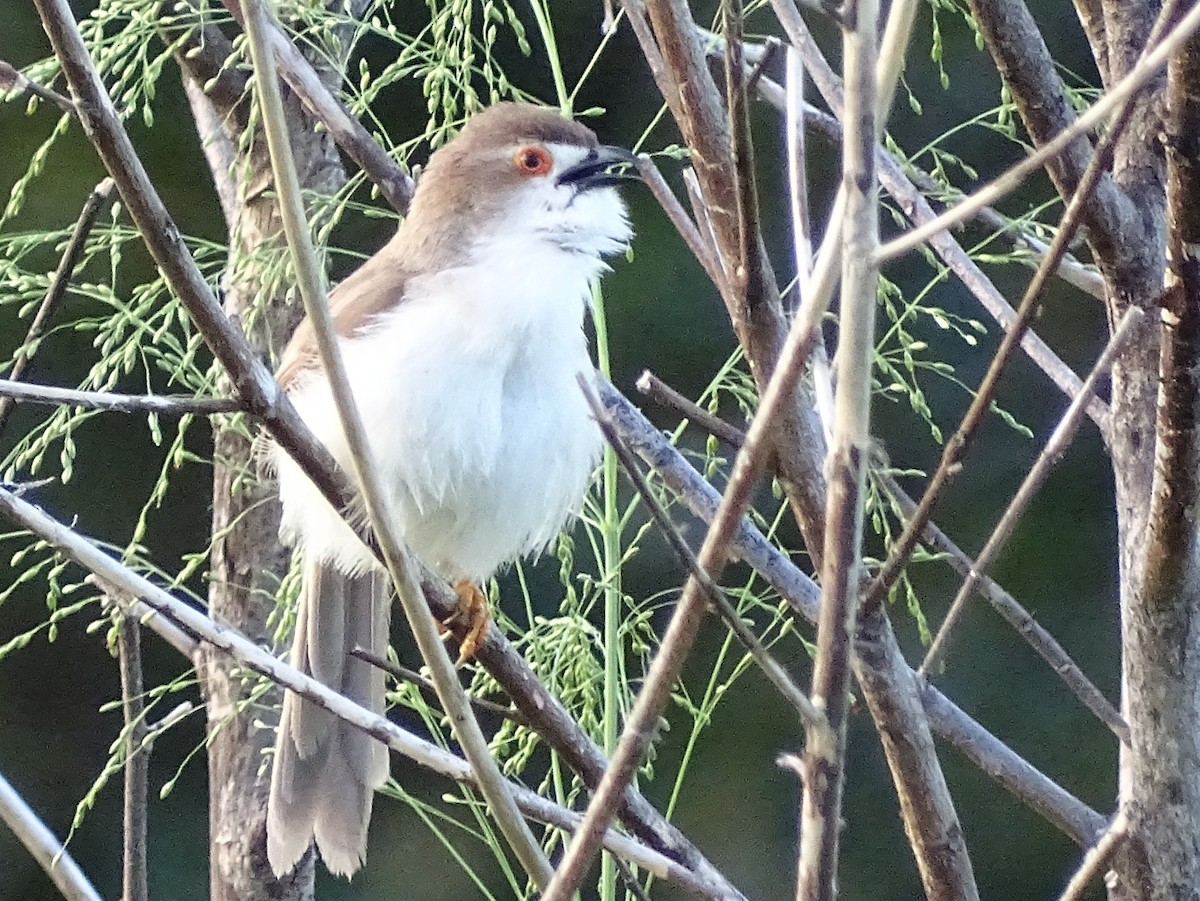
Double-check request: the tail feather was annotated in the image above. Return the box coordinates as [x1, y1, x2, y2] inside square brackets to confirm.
[267, 562, 391, 878]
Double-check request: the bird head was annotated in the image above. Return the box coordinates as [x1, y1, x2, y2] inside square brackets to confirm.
[399, 103, 639, 266]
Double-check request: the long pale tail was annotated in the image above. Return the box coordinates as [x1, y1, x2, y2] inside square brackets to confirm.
[267, 562, 391, 877]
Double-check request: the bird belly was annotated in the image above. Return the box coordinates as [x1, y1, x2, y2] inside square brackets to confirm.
[275, 285, 601, 583]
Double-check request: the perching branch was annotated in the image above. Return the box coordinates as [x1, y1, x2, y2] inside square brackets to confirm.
[0, 485, 731, 901]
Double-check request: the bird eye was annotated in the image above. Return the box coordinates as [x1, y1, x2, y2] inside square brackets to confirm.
[514, 146, 553, 176]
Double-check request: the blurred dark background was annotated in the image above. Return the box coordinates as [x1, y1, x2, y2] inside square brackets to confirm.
[0, 1, 1117, 899]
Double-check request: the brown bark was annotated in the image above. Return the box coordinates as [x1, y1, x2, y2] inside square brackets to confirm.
[1113, 11, 1200, 898]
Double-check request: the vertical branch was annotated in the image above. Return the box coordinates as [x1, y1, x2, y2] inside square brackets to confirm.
[1118, 9, 1200, 895]
[117, 616, 149, 901]
[797, 0, 879, 898]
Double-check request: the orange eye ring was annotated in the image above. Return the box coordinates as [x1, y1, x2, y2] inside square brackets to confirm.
[514, 146, 553, 176]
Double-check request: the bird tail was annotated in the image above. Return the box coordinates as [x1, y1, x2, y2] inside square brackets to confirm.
[267, 561, 391, 877]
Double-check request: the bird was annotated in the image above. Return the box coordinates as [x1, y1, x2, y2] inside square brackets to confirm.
[265, 102, 638, 878]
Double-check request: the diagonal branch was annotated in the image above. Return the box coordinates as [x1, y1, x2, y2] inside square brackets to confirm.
[238, 0, 551, 884]
[862, 7, 1174, 613]
[0, 769, 102, 901]
[218, 0, 414, 213]
[919, 306, 1144, 676]
[599, 382, 1106, 847]
[0, 485, 734, 901]
[0, 179, 116, 439]
[31, 1, 744, 891]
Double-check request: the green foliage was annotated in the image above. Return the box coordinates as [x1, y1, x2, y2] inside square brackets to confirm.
[0, 0, 1082, 896]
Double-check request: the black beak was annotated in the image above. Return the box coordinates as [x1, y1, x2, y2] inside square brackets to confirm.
[557, 145, 641, 191]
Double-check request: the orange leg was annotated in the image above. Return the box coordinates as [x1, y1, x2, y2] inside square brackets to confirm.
[447, 580, 491, 664]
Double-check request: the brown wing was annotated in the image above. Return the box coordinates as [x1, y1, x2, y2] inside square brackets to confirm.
[276, 244, 411, 390]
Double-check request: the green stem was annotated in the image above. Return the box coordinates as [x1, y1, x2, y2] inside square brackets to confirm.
[527, 0, 570, 114]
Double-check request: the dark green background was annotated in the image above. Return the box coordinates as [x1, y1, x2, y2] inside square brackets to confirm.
[0, 2, 1117, 899]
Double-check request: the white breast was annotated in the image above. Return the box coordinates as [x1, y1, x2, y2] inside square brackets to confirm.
[275, 238, 608, 583]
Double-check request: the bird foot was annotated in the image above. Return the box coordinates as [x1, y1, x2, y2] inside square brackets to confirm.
[445, 580, 490, 664]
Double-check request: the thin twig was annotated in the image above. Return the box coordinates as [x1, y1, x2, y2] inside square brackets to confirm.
[785, 45, 813, 306]
[116, 616, 149, 901]
[0, 380, 241, 416]
[861, 13, 1166, 614]
[0, 485, 729, 901]
[639, 365, 1127, 743]
[876, 4, 1200, 262]
[0, 179, 116, 439]
[746, 34, 1108, 429]
[636, 370, 745, 447]
[238, 0, 552, 886]
[878, 472, 1129, 743]
[920, 307, 1144, 675]
[348, 647, 528, 726]
[634, 157, 723, 288]
[797, 0, 880, 895]
[0, 770, 102, 901]
[598, 381, 1106, 846]
[581, 376, 826, 730]
[0, 58, 74, 112]
[1057, 811, 1127, 901]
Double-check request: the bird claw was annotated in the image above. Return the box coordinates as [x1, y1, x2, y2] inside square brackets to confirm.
[447, 580, 490, 665]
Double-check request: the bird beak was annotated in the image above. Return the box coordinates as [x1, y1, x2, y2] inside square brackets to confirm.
[557, 145, 641, 191]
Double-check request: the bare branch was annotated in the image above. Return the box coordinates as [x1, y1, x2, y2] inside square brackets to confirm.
[882, 1, 1200, 265]
[798, 1, 881, 896]
[117, 617, 149, 901]
[0, 179, 116, 439]
[218, 0, 414, 212]
[0, 769, 103, 901]
[636, 370, 746, 447]
[0, 380, 241, 416]
[878, 472, 1129, 743]
[580, 376, 826, 730]
[0, 486, 731, 901]
[749, 55, 1108, 428]
[634, 156, 724, 288]
[599, 382, 1106, 847]
[919, 307, 1144, 675]
[863, 16, 1169, 613]
[1057, 811, 1127, 901]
